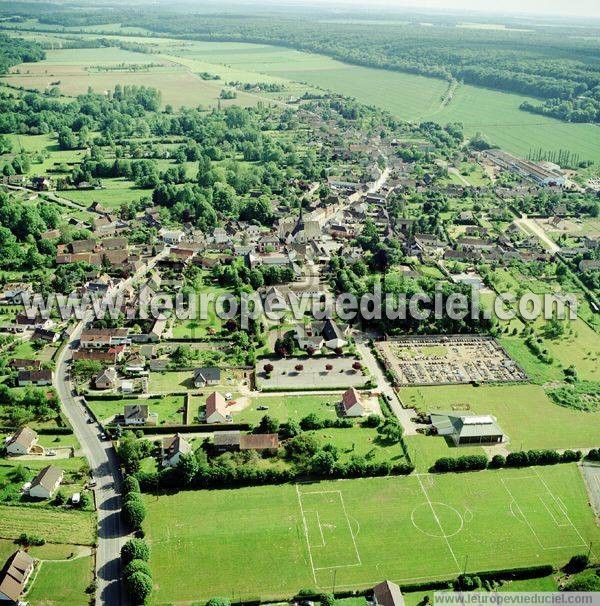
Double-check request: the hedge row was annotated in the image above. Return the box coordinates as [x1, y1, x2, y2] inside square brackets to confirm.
[586, 448, 600, 461]
[293, 564, 554, 600]
[109, 422, 251, 436]
[135, 460, 415, 492]
[0, 426, 73, 435]
[433, 449, 583, 473]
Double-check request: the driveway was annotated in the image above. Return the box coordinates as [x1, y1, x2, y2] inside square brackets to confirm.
[354, 338, 419, 436]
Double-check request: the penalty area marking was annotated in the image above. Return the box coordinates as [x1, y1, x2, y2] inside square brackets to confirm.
[296, 487, 362, 574]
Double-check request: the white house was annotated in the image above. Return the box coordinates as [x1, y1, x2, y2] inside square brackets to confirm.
[162, 434, 192, 467]
[29, 465, 63, 499]
[5, 427, 41, 456]
[341, 388, 367, 417]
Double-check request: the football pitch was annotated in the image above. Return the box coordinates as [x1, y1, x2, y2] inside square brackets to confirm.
[144, 465, 599, 604]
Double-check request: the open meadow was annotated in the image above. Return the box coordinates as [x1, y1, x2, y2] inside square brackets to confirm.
[144, 464, 600, 603]
[4, 28, 600, 162]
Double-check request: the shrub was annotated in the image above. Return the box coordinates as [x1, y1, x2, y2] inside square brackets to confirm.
[433, 455, 487, 473]
[320, 593, 335, 606]
[562, 575, 600, 592]
[123, 499, 147, 530]
[362, 414, 381, 428]
[489, 454, 506, 469]
[453, 574, 481, 591]
[586, 448, 600, 461]
[125, 571, 153, 604]
[123, 559, 152, 579]
[206, 599, 231, 606]
[123, 476, 141, 495]
[565, 554, 589, 574]
[123, 491, 144, 506]
[121, 538, 150, 565]
[17, 532, 45, 547]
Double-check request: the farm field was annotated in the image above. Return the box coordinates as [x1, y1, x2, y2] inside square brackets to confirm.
[0, 505, 96, 546]
[400, 383, 600, 452]
[144, 464, 600, 603]
[4, 47, 263, 109]
[5, 29, 600, 161]
[168, 40, 600, 163]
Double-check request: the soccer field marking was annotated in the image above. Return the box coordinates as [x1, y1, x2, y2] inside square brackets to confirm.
[338, 490, 363, 566]
[411, 502, 464, 539]
[501, 473, 588, 551]
[297, 488, 363, 572]
[417, 475, 461, 571]
[532, 469, 592, 554]
[296, 484, 318, 585]
[539, 496, 569, 528]
[316, 511, 325, 547]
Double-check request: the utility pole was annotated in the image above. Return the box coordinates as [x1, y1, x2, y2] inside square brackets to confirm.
[332, 568, 337, 598]
[588, 542, 593, 559]
[463, 554, 469, 575]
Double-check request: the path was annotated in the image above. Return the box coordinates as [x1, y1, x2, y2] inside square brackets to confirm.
[354, 336, 419, 436]
[514, 213, 561, 254]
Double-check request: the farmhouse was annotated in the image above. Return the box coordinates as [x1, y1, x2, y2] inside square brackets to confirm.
[162, 434, 192, 467]
[17, 369, 52, 387]
[341, 388, 367, 417]
[8, 359, 41, 371]
[0, 551, 35, 604]
[430, 413, 505, 445]
[29, 464, 63, 499]
[193, 367, 221, 388]
[204, 392, 232, 424]
[31, 328, 60, 343]
[4, 427, 41, 456]
[295, 319, 350, 351]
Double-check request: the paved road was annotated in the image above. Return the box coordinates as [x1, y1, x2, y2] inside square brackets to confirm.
[52, 249, 168, 605]
[354, 337, 418, 436]
[55, 333, 125, 606]
[514, 214, 560, 254]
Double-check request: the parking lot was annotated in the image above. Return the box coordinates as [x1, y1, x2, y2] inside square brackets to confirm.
[255, 356, 369, 389]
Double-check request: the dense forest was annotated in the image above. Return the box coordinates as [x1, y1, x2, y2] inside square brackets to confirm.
[12, 2, 600, 124]
[0, 32, 44, 73]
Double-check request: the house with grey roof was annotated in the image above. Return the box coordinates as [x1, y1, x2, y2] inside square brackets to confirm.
[430, 413, 505, 446]
[29, 465, 64, 499]
[193, 367, 221, 388]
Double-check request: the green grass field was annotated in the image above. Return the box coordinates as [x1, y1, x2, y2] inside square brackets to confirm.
[26, 554, 94, 606]
[401, 383, 600, 455]
[236, 394, 340, 425]
[88, 395, 185, 424]
[144, 464, 599, 603]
